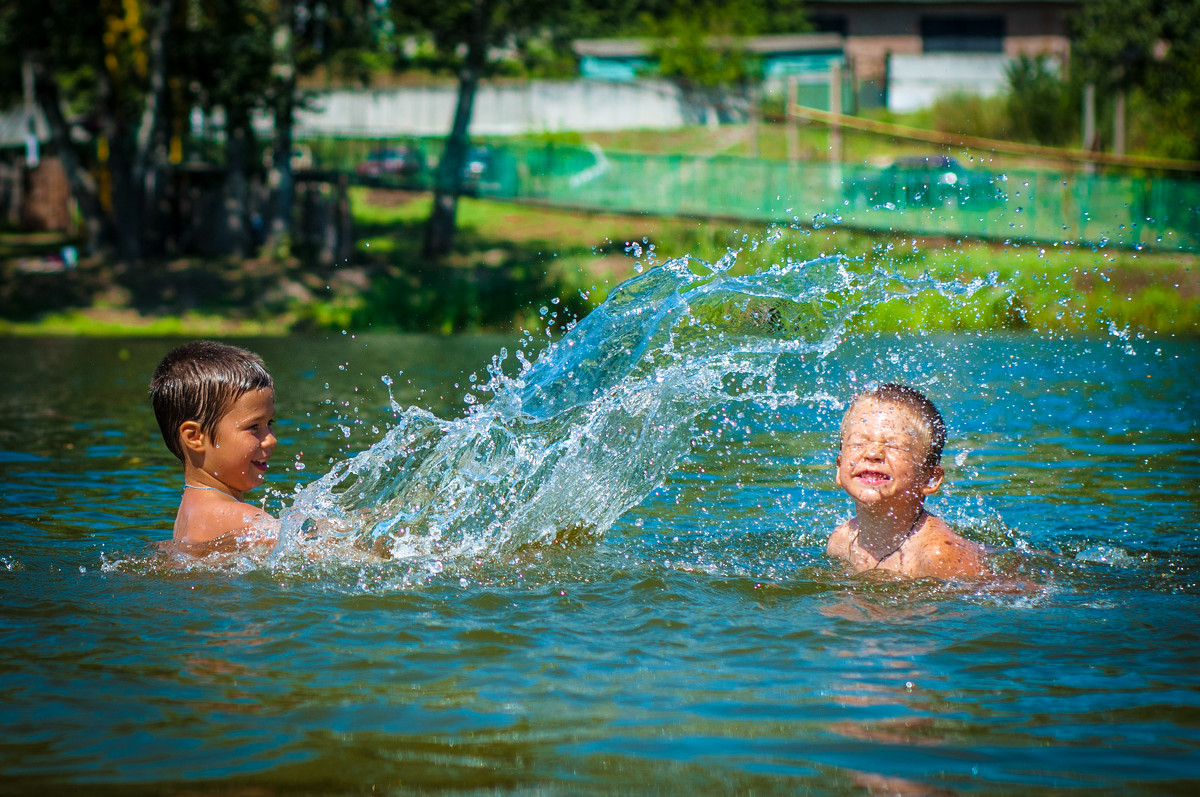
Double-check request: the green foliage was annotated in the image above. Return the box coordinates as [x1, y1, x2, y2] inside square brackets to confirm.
[644, 1, 765, 88]
[1072, 0, 1200, 158]
[1004, 55, 1079, 147]
[633, 0, 810, 88]
[185, 0, 277, 125]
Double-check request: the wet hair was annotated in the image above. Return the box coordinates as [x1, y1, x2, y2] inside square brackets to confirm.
[841, 383, 946, 468]
[150, 341, 273, 462]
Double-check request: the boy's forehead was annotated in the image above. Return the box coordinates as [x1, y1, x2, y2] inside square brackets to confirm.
[843, 398, 925, 435]
[226, 387, 275, 414]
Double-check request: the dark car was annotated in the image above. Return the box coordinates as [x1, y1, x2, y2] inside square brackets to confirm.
[846, 155, 1006, 210]
[355, 146, 426, 180]
[457, 146, 514, 196]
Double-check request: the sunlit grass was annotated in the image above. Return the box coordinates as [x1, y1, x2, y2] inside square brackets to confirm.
[3, 182, 1195, 336]
[0, 309, 289, 337]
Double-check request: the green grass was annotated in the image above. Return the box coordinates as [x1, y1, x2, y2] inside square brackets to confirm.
[345, 188, 1198, 336]
[0, 309, 287, 337]
[2, 174, 1195, 336]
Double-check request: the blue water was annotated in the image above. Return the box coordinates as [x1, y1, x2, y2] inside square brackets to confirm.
[1, 252, 1198, 794]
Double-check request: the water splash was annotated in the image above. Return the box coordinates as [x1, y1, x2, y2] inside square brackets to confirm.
[271, 251, 992, 565]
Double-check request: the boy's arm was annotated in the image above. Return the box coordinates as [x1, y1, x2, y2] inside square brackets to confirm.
[912, 527, 991, 580]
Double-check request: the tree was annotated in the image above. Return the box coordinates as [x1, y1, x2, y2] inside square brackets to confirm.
[1, 0, 177, 261]
[1072, 0, 1200, 159]
[645, 1, 763, 124]
[389, 0, 651, 259]
[181, 0, 278, 256]
[644, 1, 809, 130]
[262, 0, 383, 254]
[1004, 55, 1079, 148]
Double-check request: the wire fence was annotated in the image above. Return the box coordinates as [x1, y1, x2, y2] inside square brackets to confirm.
[304, 136, 1200, 252]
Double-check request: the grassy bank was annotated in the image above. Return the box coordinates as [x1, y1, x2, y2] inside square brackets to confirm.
[1, 189, 1196, 336]
[347, 189, 1198, 336]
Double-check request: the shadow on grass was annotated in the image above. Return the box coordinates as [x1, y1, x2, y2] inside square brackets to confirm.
[0, 197, 603, 334]
[345, 209, 602, 334]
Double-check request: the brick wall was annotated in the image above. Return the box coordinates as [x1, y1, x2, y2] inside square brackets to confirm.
[22, 156, 72, 232]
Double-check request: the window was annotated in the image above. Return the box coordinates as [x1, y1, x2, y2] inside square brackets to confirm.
[920, 16, 1005, 53]
[809, 14, 848, 37]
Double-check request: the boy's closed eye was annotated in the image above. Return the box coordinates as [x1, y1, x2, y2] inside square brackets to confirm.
[844, 436, 915, 455]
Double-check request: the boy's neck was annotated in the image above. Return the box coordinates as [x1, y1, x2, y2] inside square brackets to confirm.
[854, 501, 925, 559]
[182, 464, 244, 501]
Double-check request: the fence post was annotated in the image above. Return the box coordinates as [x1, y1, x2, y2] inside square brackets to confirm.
[786, 77, 800, 163]
[1082, 83, 1096, 175]
[829, 63, 843, 192]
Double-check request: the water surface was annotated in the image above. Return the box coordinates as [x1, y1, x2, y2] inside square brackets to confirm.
[1, 260, 1198, 794]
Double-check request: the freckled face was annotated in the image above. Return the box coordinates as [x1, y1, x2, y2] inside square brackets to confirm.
[835, 398, 936, 509]
[203, 388, 277, 497]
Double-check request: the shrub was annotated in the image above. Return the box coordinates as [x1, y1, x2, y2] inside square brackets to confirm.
[1005, 55, 1079, 147]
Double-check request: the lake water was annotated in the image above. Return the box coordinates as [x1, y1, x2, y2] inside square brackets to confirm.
[1, 254, 1198, 794]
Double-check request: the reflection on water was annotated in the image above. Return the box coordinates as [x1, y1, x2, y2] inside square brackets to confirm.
[0, 244, 1197, 793]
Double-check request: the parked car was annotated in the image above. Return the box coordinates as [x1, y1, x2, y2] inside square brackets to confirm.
[845, 155, 1006, 210]
[458, 145, 512, 196]
[355, 145, 426, 180]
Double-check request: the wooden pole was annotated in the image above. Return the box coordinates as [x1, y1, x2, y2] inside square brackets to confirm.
[786, 77, 799, 162]
[1113, 90, 1126, 157]
[829, 63, 843, 189]
[1082, 82, 1096, 174]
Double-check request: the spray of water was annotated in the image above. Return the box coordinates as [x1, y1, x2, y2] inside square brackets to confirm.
[263, 248, 994, 568]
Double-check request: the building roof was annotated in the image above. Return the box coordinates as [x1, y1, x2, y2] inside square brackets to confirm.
[0, 107, 47, 149]
[573, 33, 844, 59]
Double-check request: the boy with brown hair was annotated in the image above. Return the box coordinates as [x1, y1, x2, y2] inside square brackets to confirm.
[827, 383, 990, 580]
[150, 340, 279, 548]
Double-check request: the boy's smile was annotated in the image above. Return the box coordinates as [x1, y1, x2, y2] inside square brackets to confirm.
[853, 469, 891, 486]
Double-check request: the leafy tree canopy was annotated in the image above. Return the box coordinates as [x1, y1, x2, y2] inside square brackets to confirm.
[1072, 0, 1200, 157]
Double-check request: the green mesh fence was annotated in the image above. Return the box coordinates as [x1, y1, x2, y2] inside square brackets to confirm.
[508, 144, 1199, 252]
[301, 137, 1199, 252]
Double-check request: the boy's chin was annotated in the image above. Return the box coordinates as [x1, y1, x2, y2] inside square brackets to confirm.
[849, 483, 892, 501]
[852, 491, 907, 510]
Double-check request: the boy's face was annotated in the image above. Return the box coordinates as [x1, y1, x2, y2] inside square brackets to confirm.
[835, 397, 942, 510]
[198, 388, 277, 497]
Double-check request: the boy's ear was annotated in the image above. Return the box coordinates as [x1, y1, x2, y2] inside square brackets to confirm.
[920, 464, 945, 495]
[179, 420, 206, 453]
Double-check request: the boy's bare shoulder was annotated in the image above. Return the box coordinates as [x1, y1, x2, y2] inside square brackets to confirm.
[174, 492, 276, 548]
[906, 516, 990, 580]
[827, 519, 855, 557]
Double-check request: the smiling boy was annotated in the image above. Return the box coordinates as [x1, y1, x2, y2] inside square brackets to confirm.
[827, 383, 989, 580]
[151, 341, 279, 549]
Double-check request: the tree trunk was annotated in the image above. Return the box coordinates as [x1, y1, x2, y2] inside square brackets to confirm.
[94, 62, 143, 264]
[265, 0, 297, 254]
[136, 0, 175, 256]
[423, 2, 488, 259]
[225, 121, 250, 258]
[268, 90, 296, 246]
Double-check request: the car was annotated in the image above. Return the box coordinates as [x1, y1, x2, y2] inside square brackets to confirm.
[354, 146, 426, 180]
[457, 145, 512, 196]
[846, 155, 1006, 210]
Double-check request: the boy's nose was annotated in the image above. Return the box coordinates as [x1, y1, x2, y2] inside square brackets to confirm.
[861, 441, 886, 459]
